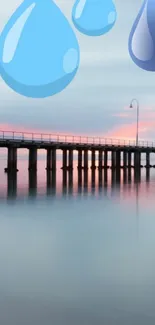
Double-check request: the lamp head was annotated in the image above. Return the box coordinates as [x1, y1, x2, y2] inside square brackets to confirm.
[129, 103, 133, 108]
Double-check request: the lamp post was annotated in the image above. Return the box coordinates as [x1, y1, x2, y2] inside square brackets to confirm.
[129, 98, 139, 146]
[129, 99, 140, 240]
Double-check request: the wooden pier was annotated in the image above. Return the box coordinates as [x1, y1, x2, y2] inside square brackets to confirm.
[0, 130, 155, 173]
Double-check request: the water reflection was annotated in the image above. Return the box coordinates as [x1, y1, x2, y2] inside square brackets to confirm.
[128, 168, 132, 183]
[123, 169, 127, 184]
[68, 170, 73, 190]
[62, 170, 68, 195]
[98, 169, 102, 187]
[134, 168, 141, 183]
[29, 170, 37, 197]
[4, 167, 151, 201]
[7, 171, 17, 198]
[2, 165, 155, 325]
[146, 168, 150, 183]
[46, 170, 56, 196]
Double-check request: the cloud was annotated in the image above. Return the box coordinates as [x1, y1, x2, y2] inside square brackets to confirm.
[105, 121, 155, 141]
[112, 109, 155, 122]
[0, 119, 154, 143]
[0, 0, 154, 142]
[112, 113, 131, 118]
[80, 52, 128, 66]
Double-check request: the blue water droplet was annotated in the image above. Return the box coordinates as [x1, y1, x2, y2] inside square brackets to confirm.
[72, 0, 117, 36]
[0, 0, 80, 98]
[129, 0, 155, 71]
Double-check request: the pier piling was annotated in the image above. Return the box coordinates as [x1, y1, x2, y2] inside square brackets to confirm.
[146, 152, 150, 167]
[123, 151, 127, 168]
[69, 149, 73, 170]
[78, 150, 82, 169]
[98, 150, 103, 169]
[104, 150, 108, 168]
[91, 150, 96, 169]
[111, 151, 116, 169]
[29, 148, 37, 171]
[5, 147, 18, 173]
[128, 152, 132, 168]
[62, 149, 67, 170]
[84, 150, 88, 170]
[116, 151, 121, 169]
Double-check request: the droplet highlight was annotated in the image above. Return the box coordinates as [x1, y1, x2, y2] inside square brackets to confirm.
[72, 0, 117, 36]
[129, 0, 155, 71]
[0, 0, 80, 98]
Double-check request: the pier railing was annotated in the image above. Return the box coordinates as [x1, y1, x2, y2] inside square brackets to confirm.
[0, 130, 154, 148]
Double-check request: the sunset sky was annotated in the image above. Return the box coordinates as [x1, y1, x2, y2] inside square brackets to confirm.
[0, 0, 155, 141]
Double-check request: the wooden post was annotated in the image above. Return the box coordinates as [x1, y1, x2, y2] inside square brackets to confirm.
[91, 150, 96, 169]
[116, 151, 121, 169]
[29, 148, 37, 171]
[6, 147, 18, 172]
[128, 151, 132, 168]
[98, 150, 103, 169]
[84, 150, 88, 170]
[104, 150, 108, 168]
[78, 150, 82, 169]
[123, 151, 127, 167]
[146, 152, 150, 167]
[62, 149, 67, 169]
[111, 151, 116, 169]
[69, 150, 73, 170]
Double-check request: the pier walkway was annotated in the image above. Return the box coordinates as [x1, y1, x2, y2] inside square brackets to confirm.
[0, 130, 154, 172]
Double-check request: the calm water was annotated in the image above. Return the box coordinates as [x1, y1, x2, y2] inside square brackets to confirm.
[0, 156, 155, 325]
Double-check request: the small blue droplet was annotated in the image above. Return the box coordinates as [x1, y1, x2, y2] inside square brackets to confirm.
[0, 0, 80, 98]
[72, 0, 117, 36]
[129, 0, 155, 71]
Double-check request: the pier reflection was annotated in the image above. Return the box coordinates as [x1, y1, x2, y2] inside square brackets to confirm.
[46, 170, 56, 196]
[134, 168, 141, 183]
[4, 167, 152, 200]
[29, 170, 37, 197]
[123, 169, 127, 184]
[62, 170, 67, 195]
[98, 169, 102, 187]
[146, 168, 150, 183]
[68, 170, 73, 195]
[91, 169, 96, 194]
[7, 171, 17, 198]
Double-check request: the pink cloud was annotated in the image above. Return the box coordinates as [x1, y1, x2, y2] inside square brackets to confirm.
[0, 119, 155, 146]
[112, 113, 132, 118]
[104, 121, 155, 141]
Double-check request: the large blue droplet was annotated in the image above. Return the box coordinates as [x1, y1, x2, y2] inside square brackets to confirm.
[72, 0, 117, 36]
[0, 0, 80, 98]
[129, 0, 155, 71]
